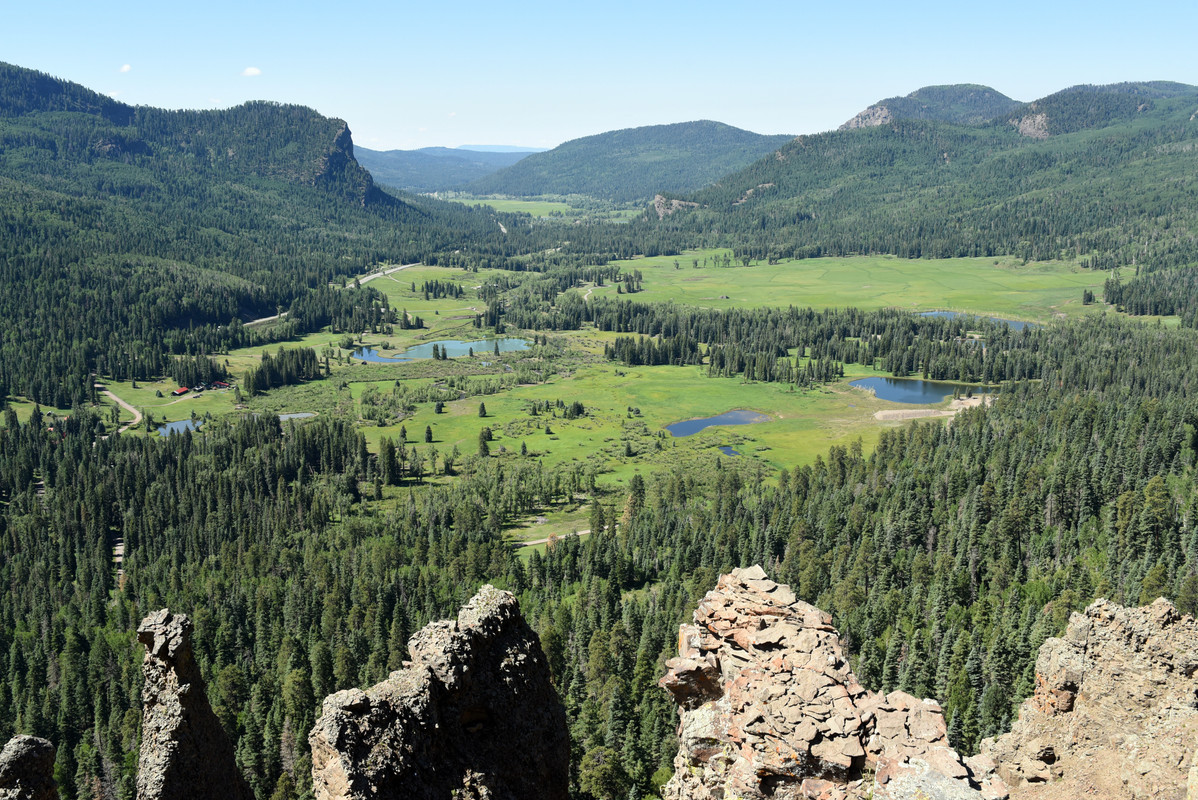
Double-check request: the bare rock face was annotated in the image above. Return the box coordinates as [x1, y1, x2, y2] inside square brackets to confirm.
[136, 609, 252, 800]
[980, 598, 1198, 799]
[654, 194, 700, 219]
[0, 736, 57, 800]
[839, 104, 894, 130]
[659, 566, 987, 800]
[309, 584, 568, 800]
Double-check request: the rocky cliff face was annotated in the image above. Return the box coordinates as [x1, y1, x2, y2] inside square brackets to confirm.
[309, 584, 569, 800]
[136, 609, 253, 800]
[0, 736, 57, 800]
[980, 598, 1198, 799]
[839, 105, 894, 130]
[659, 566, 995, 800]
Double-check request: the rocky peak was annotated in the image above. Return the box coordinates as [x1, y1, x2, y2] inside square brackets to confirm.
[839, 105, 894, 130]
[0, 735, 57, 800]
[136, 609, 252, 800]
[309, 584, 569, 800]
[980, 597, 1198, 798]
[659, 566, 993, 800]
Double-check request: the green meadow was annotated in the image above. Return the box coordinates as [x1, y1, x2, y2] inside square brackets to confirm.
[603, 251, 1128, 323]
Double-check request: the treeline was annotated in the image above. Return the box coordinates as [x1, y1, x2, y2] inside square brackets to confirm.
[243, 349, 321, 395]
[1105, 269, 1198, 328]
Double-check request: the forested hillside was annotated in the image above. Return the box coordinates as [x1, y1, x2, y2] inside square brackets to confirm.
[646, 84, 1198, 287]
[355, 146, 536, 192]
[467, 121, 793, 201]
[0, 63, 553, 407]
[840, 84, 1022, 129]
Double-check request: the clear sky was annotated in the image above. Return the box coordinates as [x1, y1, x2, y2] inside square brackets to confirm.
[4, 0, 1196, 151]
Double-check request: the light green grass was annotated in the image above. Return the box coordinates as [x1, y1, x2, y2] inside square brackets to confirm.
[608, 251, 1129, 323]
[449, 197, 574, 216]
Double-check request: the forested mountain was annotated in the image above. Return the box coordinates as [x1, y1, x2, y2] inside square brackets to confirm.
[840, 84, 1022, 129]
[1002, 81, 1198, 137]
[0, 63, 547, 407]
[466, 121, 793, 201]
[354, 146, 538, 192]
[647, 83, 1198, 274]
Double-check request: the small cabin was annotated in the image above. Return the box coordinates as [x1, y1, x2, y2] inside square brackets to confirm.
[171, 387, 189, 397]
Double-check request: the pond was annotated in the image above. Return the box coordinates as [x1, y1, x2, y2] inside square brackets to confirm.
[158, 419, 202, 437]
[665, 409, 770, 437]
[353, 337, 529, 363]
[278, 412, 316, 422]
[918, 310, 1037, 331]
[718, 445, 741, 457]
[850, 377, 990, 405]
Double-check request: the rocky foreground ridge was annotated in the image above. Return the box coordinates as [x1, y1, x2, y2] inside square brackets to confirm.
[5, 572, 1198, 799]
[309, 584, 569, 800]
[658, 566, 995, 799]
[659, 567, 1198, 800]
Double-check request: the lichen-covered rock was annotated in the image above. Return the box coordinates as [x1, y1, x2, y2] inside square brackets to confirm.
[136, 609, 252, 800]
[659, 566, 981, 800]
[309, 585, 568, 800]
[0, 736, 57, 800]
[981, 598, 1198, 799]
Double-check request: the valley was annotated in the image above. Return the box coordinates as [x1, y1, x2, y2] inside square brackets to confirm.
[2, 61, 1198, 800]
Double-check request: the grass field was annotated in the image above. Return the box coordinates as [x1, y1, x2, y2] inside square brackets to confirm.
[603, 251, 1130, 323]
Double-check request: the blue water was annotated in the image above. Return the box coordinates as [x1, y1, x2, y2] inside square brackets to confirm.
[718, 445, 741, 457]
[918, 310, 1037, 331]
[666, 409, 770, 437]
[278, 412, 316, 421]
[158, 419, 202, 437]
[851, 377, 989, 404]
[353, 337, 529, 363]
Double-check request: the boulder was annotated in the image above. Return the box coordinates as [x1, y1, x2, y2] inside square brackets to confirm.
[309, 585, 569, 800]
[0, 736, 57, 800]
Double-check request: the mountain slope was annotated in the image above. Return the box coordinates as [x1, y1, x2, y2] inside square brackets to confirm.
[355, 145, 536, 192]
[0, 62, 532, 406]
[649, 83, 1198, 274]
[1002, 80, 1198, 137]
[841, 84, 1022, 129]
[467, 120, 793, 201]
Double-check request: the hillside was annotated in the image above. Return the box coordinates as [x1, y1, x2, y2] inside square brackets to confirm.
[0, 62, 533, 406]
[466, 120, 793, 201]
[354, 146, 538, 192]
[649, 82, 1198, 276]
[840, 83, 1022, 129]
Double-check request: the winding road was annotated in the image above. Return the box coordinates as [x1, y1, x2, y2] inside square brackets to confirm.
[356, 262, 422, 286]
[95, 383, 143, 434]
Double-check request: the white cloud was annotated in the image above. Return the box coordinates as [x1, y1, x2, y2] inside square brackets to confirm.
[448, 112, 456, 117]
[107, 91, 120, 98]
[119, 64, 131, 73]
[241, 67, 262, 77]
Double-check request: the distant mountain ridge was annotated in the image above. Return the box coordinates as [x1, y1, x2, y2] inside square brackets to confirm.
[466, 120, 793, 202]
[355, 146, 538, 192]
[840, 84, 1023, 129]
[650, 80, 1198, 273]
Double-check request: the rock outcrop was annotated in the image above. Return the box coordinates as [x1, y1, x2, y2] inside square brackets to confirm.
[839, 104, 894, 130]
[0, 736, 57, 800]
[309, 584, 568, 800]
[660, 566, 993, 800]
[980, 598, 1198, 799]
[136, 609, 252, 800]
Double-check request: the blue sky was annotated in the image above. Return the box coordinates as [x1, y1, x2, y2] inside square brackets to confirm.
[4, 0, 1196, 150]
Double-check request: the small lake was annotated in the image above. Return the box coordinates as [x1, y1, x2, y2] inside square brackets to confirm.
[353, 337, 529, 363]
[718, 445, 741, 457]
[158, 419, 202, 437]
[918, 310, 1037, 331]
[278, 412, 316, 422]
[666, 409, 770, 437]
[851, 377, 990, 405]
